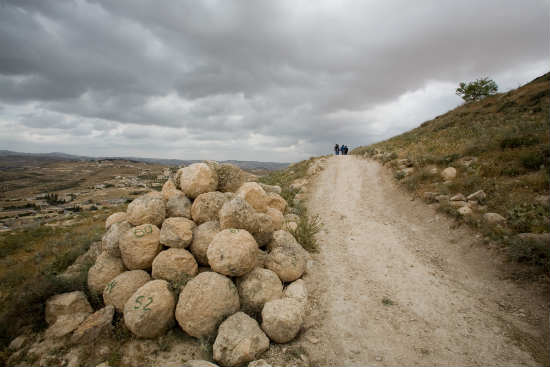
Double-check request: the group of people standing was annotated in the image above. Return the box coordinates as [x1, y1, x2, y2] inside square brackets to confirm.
[334, 144, 349, 155]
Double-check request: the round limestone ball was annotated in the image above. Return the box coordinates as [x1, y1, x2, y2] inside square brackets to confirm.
[160, 217, 196, 248]
[236, 267, 282, 312]
[190, 220, 221, 265]
[101, 221, 131, 257]
[152, 248, 198, 282]
[261, 298, 304, 343]
[126, 191, 166, 226]
[179, 163, 218, 199]
[165, 190, 192, 219]
[266, 208, 284, 231]
[105, 212, 127, 230]
[191, 191, 227, 224]
[264, 246, 305, 282]
[267, 192, 287, 213]
[123, 280, 176, 338]
[236, 182, 269, 213]
[175, 272, 239, 338]
[207, 229, 258, 277]
[87, 252, 126, 295]
[103, 270, 151, 312]
[119, 224, 161, 270]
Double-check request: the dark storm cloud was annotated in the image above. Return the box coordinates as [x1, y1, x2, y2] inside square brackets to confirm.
[0, 0, 548, 160]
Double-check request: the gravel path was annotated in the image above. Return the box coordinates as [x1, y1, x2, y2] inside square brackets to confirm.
[300, 155, 548, 366]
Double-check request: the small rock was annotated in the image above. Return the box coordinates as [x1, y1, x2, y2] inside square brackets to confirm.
[45, 313, 89, 338]
[45, 291, 93, 325]
[261, 298, 303, 343]
[182, 361, 219, 367]
[484, 212, 506, 224]
[450, 193, 466, 201]
[248, 359, 272, 367]
[467, 190, 487, 202]
[71, 305, 115, 344]
[441, 167, 457, 180]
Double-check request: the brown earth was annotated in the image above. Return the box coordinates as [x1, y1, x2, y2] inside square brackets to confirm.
[300, 155, 549, 366]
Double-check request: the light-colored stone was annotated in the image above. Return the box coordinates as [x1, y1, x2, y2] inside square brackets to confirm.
[261, 298, 303, 343]
[237, 267, 283, 312]
[259, 183, 282, 195]
[152, 248, 198, 282]
[265, 246, 306, 282]
[180, 163, 219, 199]
[423, 192, 438, 203]
[160, 217, 196, 248]
[124, 280, 176, 338]
[175, 272, 240, 338]
[191, 191, 227, 224]
[467, 190, 487, 201]
[101, 221, 131, 257]
[127, 191, 166, 226]
[8, 335, 29, 351]
[165, 190, 192, 218]
[289, 178, 308, 191]
[182, 361, 219, 367]
[251, 212, 275, 246]
[103, 270, 151, 312]
[219, 197, 258, 233]
[284, 214, 300, 223]
[458, 206, 473, 216]
[450, 193, 466, 201]
[207, 229, 258, 277]
[45, 313, 89, 338]
[267, 230, 311, 262]
[267, 192, 287, 213]
[436, 195, 450, 204]
[484, 212, 506, 224]
[190, 221, 221, 266]
[284, 279, 308, 309]
[161, 179, 179, 201]
[216, 163, 248, 193]
[213, 312, 270, 367]
[266, 207, 284, 231]
[237, 182, 269, 213]
[284, 221, 298, 231]
[248, 359, 271, 367]
[441, 167, 457, 180]
[450, 200, 467, 208]
[45, 291, 93, 325]
[119, 224, 161, 269]
[71, 305, 115, 344]
[88, 252, 126, 294]
[105, 212, 127, 230]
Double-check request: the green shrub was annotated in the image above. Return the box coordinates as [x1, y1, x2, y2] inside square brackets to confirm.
[500, 135, 539, 149]
[289, 204, 322, 253]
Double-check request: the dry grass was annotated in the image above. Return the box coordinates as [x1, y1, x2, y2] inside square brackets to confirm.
[352, 73, 550, 271]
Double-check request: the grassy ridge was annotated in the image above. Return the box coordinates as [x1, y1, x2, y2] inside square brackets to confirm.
[352, 73, 549, 269]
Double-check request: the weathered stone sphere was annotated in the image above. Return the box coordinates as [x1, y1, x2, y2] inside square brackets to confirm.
[264, 246, 305, 282]
[261, 298, 304, 343]
[152, 248, 198, 282]
[236, 267, 282, 312]
[88, 252, 125, 295]
[103, 270, 151, 312]
[237, 182, 269, 213]
[191, 191, 227, 224]
[190, 220, 221, 265]
[207, 229, 258, 277]
[179, 163, 218, 199]
[160, 217, 196, 248]
[119, 224, 161, 270]
[126, 191, 166, 226]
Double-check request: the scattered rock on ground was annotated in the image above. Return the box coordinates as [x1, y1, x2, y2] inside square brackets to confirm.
[484, 212, 506, 224]
[207, 229, 258, 277]
[261, 298, 304, 343]
[450, 193, 466, 201]
[248, 359, 272, 367]
[182, 361, 219, 367]
[450, 200, 467, 208]
[191, 191, 227, 224]
[160, 217, 196, 248]
[126, 191, 166, 226]
[119, 224, 161, 270]
[45, 313, 89, 338]
[458, 206, 473, 216]
[190, 220, 221, 265]
[71, 305, 115, 344]
[213, 312, 270, 367]
[45, 291, 93, 325]
[152, 248, 198, 282]
[441, 167, 457, 180]
[103, 270, 151, 312]
[468, 190, 487, 202]
[124, 280, 176, 338]
[423, 192, 438, 203]
[175, 272, 240, 338]
[179, 163, 219, 199]
[88, 252, 126, 294]
[237, 267, 283, 312]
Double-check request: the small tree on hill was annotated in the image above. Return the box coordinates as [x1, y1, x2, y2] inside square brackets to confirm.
[456, 77, 498, 103]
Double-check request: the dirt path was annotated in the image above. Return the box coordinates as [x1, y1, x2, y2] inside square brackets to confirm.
[300, 155, 549, 366]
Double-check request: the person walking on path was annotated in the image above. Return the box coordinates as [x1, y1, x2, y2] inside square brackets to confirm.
[334, 144, 340, 155]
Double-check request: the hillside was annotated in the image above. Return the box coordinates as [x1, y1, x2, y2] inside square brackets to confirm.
[352, 73, 549, 269]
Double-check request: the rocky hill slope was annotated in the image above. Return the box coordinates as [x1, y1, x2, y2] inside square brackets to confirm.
[352, 73, 549, 269]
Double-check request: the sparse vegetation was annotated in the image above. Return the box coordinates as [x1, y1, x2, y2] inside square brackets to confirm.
[290, 204, 322, 253]
[352, 73, 550, 272]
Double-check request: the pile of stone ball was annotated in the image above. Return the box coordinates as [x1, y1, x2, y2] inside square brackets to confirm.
[86, 162, 309, 366]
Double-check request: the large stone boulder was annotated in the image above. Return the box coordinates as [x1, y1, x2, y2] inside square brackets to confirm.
[124, 280, 176, 338]
[45, 291, 92, 325]
[441, 167, 457, 180]
[284, 279, 308, 318]
[264, 246, 305, 282]
[236, 267, 282, 312]
[165, 190, 192, 219]
[261, 298, 304, 343]
[251, 212, 275, 247]
[216, 163, 248, 193]
[267, 192, 287, 213]
[160, 217, 196, 248]
[213, 312, 270, 367]
[219, 197, 257, 232]
[45, 313, 89, 338]
[126, 191, 166, 226]
[101, 221, 131, 257]
[71, 305, 115, 344]
[175, 272, 240, 338]
[266, 208, 284, 231]
[207, 229, 258, 277]
[190, 221, 221, 265]
[152, 248, 198, 282]
[161, 179, 179, 201]
[119, 224, 162, 270]
[191, 192, 227, 224]
[103, 270, 151, 312]
[237, 182, 269, 213]
[88, 252, 126, 294]
[180, 163, 218, 199]
[105, 212, 127, 230]
[267, 230, 310, 262]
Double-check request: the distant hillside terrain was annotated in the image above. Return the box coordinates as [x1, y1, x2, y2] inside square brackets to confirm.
[353, 73, 549, 268]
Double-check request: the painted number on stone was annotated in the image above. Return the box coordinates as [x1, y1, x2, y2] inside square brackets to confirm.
[133, 295, 153, 311]
[133, 225, 153, 238]
[105, 280, 117, 294]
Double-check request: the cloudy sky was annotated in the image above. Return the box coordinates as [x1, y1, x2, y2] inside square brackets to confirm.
[0, 0, 548, 162]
